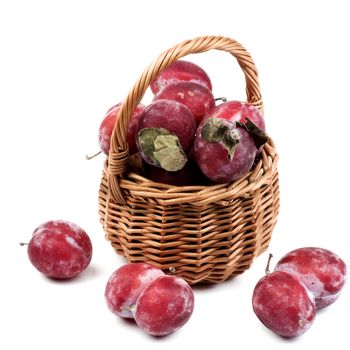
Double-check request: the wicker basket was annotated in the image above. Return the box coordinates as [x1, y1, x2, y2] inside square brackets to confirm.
[98, 36, 280, 284]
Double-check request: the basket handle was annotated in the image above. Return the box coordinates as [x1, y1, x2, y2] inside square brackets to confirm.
[107, 35, 263, 204]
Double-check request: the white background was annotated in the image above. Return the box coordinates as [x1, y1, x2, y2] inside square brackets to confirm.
[1, 0, 349, 349]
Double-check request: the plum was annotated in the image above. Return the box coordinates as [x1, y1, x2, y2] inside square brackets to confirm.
[207, 100, 267, 154]
[252, 270, 316, 338]
[153, 81, 215, 125]
[133, 275, 194, 336]
[150, 60, 212, 94]
[105, 263, 164, 319]
[137, 100, 196, 172]
[208, 100, 265, 131]
[194, 117, 257, 183]
[274, 247, 347, 309]
[99, 103, 145, 155]
[27, 220, 92, 279]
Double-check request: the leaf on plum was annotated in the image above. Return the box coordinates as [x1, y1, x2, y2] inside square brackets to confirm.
[201, 117, 240, 160]
[138, 128, 187, 172]
[237, 117, 269, 149]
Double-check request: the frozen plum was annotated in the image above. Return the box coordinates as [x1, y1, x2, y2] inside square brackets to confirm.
[137, 100, 196, 172]
[194, 117, 257, 183]
[252, 270, 316, 338]
[275, 247, 347, 309]
[150, 60, 212, 94]
[28, 220, 92, 279]
[134, 275, 194, 336]
[105, 263, 164, 319]
[153, 81, 215, 125]
[99, 103, 145, 155]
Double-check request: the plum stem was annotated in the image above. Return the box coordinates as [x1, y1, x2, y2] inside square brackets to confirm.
[265, 253, 273, 275]
[85, 150, 102, 160]
[19, 242, 29, 246]
[215, 97, 227, 103]
[124, 304, 136, 312]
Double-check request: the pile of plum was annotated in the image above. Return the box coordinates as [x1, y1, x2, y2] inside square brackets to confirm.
[98, 60, 268, 185]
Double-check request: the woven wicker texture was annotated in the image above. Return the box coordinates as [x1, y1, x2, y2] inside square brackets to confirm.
[98, 35, 280, 284]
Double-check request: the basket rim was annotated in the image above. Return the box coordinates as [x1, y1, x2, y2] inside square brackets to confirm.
[100, 138, 278, 207]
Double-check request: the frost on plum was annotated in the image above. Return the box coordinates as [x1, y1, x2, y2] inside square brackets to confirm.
[150, 60, 212, 94]
[98, 103, 145, 155]
[133, 275, 194, 336]
[275, 247, 347, 309]
[194, 117, 257, 183]
[252, 271, 316, 338]
[137, 100, 196, 172]
[105, 263, 164, 318]
[153, 81, 215, 125]
[27, 220, 92, 279]
[208, 101, 265, 131]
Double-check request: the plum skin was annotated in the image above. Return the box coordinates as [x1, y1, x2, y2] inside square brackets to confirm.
[150, 60, 212, 94]
[133, 275, 195, 336]
[105, 263, 164, 319]
[28, 220, 92, 279]
[194, 118, 256, 183]
[274, 247, 347, 309]
[137, 99, 196, 153]
[208, 100, 265, 131]
[252, 271, 316, 338]
[153, 81, 215, 125]
[136, 100, 196, 172]
[98, 103, 145, 155]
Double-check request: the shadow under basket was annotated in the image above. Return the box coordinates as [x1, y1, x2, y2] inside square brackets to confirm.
[98, 35, 280, 284]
